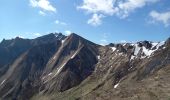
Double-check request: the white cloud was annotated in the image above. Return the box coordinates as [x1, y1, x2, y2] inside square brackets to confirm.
[78, 0, 160, 25]
[149, 10, 170, 27]
[87, 14, 104, 26]
[30, 0, 56, 13]
[117, 0, 159, 18]
[65, 30, 72, 35]
[39, 10, 46, 16]
[77, 0, 117, 15]
[77, 0, 116, 26]
[55, 20, 67, 26]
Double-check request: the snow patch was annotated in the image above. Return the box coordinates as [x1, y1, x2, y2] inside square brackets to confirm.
[130, 55, 135, 61]
[70, 46, 83, 59]
[53, 62, 67, 77]
[53, 55, 57, 60]
[48, 73, 52, 76]
[71, 51, 79, 59]
[142, 47, 154, 57]
[114, 83, 119, 88]
[128, 66, 133, 71]
[157, 41, 165, 49]
[55, 34, 58, 37]
[0, 79, 6, 85]
[141, 55, 147, 59]
[61, 40, 65, 44]
[130, 43, 135, 46]
[57, 64, 64, 73]
[123, 43, 126, 46]
[151, 42, 158, 49]
[142, 41, 165, 57]
[151, 41, 165, 50]
[111, 47, 116, 52]
[97, 55, 100, 60]
[134, 44, 141, 56]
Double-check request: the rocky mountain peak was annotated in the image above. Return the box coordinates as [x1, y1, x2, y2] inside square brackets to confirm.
[67, 33, 86, 42]
[108, 40, 166, 61]
[137, 40, 152, 49]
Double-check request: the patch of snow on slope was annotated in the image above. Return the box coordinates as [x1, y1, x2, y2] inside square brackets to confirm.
[71, 51, 79, 59]
[151, 41, 165, 50]
[142, 41, 165, 57]
[142, 47, 154, 57]
[111, 47, 116, 52]
[53, 55, 57, 60]
[61, 40, 65, 44]
[57, 64, 65, 73]
[114, 82, 119, 88]
[48, 73, 52, 76]
[130, 55, 135, 61]
[151, 42, 158, 49]
[128, 66, 133, 71]
[0, 79, 6, 85]
[55, 34, 58, 37]
[97, 55, 100, 60]
[53, 62, 67, 77]
[130, 43, 135, 46]
[134, 44, 141, 56]
[129, 41, 165, 60]
[71, 46, 83, 59]
[42, 73, 53, 80]
[156, 41, 165, 49]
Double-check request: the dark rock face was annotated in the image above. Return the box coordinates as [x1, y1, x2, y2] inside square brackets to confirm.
[107, 43, 115, 47]
[42, 33, 98, 92]
[0, 33, 66, 68]
[0, 42, 61, 99]
[0, 33, 65, 99]
[0, 34, 169, 100]
[137, 41, 152, 49]
[31, 33, 66, 45]
[116, 44, 126, 53]
[141, 40, 152, 49]
[0, 38, 32, 68]
[165, 37, 170, 47]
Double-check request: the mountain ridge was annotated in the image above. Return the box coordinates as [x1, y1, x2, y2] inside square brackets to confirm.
[0, 33, 169, 100]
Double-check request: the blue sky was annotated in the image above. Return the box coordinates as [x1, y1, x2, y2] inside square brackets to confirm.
[0, 0, 170, 44]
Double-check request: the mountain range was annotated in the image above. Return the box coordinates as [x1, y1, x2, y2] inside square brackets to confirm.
[0, 33, 170, 100]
